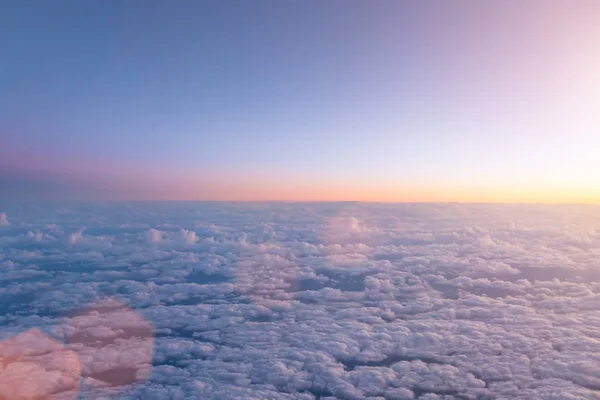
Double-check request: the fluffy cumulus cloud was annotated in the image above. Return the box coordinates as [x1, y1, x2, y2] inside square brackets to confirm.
[0, 212, 9, 226]
[145, 228, 163, 244]
[0, 328, 81, 399]
[2, 203, 600, 399]
[68, 230, 85, 245]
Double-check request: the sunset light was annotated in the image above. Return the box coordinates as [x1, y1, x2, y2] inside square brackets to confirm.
[2, 2, 600, 400]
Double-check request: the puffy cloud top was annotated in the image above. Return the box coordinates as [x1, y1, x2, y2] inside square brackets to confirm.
[178, 228, 198, 245]
[146, 228, 163, 243]
[1, 203, 600, 399]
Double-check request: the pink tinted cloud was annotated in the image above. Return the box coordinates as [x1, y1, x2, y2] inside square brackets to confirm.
[0, 329, 81, 400]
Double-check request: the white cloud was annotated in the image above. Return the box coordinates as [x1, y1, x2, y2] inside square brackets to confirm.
[2, 203, 600, 398]
[68, 230, 84, 245]
[145, 228, 163, 243]
[0, 212, 9, 226]
[178, 229, 198, 246]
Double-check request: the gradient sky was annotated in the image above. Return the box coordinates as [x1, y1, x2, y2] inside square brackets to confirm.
[2, 0, 600, 202]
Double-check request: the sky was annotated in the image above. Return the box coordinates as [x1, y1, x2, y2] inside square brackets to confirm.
[2, 0, 600, 202]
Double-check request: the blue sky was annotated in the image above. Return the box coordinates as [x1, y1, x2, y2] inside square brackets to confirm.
[2, 1, 600, 201]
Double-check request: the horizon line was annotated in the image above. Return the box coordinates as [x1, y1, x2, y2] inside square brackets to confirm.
[2, 199, 600, 206]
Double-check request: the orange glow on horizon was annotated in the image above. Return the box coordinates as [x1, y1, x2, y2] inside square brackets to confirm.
[122, 174, 600, 204]
[4, 147, 600, 204]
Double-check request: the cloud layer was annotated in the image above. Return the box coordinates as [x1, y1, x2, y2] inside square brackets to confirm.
[1, 203, 600, 399]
